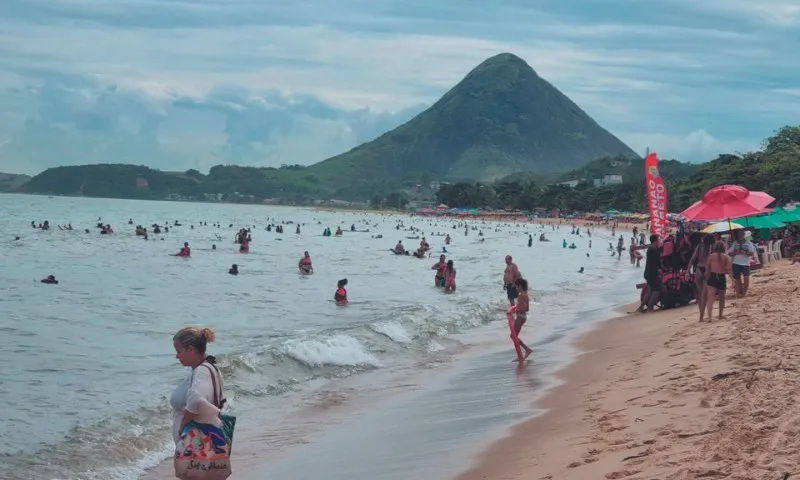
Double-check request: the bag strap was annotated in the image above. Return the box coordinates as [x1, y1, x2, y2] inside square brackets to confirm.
[201, 363, 226, 410]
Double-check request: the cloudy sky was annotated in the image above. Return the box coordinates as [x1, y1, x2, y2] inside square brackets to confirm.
[0, 0, 798, 175]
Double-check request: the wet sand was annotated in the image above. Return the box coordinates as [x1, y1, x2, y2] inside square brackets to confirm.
[456, 261, 799, 480]
[140, 266, 638, 480]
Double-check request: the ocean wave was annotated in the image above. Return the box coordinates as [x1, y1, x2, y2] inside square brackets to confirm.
[427, 340, 445, 352]
[282, 334, 381, 368]
[3, 401, 174, 480]
[2, 221, 634, 480]
[370, 321, 413, 343]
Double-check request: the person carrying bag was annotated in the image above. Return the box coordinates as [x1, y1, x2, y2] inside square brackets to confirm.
[171, 327, 237, 480]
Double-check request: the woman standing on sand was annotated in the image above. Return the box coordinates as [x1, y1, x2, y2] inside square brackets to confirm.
[703, 241, 732, 322]
[689, 235, 715, 320]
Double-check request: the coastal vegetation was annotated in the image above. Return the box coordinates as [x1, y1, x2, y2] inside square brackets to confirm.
[12, 126, 800, 212]
[6, 47, 799, 213]
[435, 126, 800, 213]
[0, 172, 31, 192]
[13, 52, 639, 203]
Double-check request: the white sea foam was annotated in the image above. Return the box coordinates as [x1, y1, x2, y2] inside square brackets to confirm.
[67, 439, 173, 480]
[371, 321, 413, 343]
[283, 334, 381, 368]
[0, 198, 639, 479]
[427, 340, 445, 352]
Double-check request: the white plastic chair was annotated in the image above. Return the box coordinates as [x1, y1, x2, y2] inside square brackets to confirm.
[768, 239, 783, 262]
[757, 244, 770, 265]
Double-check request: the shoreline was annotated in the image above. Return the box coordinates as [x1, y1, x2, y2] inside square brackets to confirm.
[1, 193, 646, 230]
[139, 242, 640, 480]
[455, 261, 797, 479]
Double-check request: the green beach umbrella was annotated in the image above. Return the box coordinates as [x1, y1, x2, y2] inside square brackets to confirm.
[769, 207, 800, 223]
[733, 215, 786, 229]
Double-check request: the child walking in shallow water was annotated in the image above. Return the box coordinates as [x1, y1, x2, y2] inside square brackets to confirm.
[444, 260, 456, 293]
[513, 277, 533, 361]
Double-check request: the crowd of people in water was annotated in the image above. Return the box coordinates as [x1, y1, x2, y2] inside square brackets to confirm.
[28, 212, 634, 357]
[23, 210, 640, 478]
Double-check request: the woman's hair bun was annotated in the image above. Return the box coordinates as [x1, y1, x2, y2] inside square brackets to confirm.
[202, 327, 216, 343]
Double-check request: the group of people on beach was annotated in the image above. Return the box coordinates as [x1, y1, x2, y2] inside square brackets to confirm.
[638, 228, 757, 322]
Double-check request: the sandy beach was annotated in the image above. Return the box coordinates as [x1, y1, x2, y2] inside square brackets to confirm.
[456, 261, 800, 480]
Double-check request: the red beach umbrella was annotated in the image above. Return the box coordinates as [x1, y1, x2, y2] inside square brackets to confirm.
[680, 185, 774, 222]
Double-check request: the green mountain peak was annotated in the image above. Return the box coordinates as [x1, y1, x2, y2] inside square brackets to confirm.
[307, 52, 639, 186]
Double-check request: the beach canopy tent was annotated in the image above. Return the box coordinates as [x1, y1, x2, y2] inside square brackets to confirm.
[604, 209, 620, 216]
[680, 185, 775, 222]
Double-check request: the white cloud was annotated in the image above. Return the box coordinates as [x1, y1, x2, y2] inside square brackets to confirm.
[0, 0, 797, 173]
[618, 130, 759, 162]
[670, 0, 800, 27]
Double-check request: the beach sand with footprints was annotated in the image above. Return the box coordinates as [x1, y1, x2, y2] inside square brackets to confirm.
[457, 261, 800, 480]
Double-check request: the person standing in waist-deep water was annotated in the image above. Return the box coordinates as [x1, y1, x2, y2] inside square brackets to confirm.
[298, 251, 313, 274]
[444, 260, 456, 293]
[503, 255, 522, 306]
[637, 235, 662, 313]
[704, 241, 732, 321]
[728, 229, 755, 297]
[334, 279, 348, 305]
[512, 278, 533, 361]
[432, 254, 447, 287]
[171, 327, 232, 478]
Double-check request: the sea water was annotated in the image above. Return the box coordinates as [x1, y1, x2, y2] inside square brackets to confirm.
[0, 194, 640, 480]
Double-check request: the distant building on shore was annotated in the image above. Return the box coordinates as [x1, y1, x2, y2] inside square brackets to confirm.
[593, 173, 623, 187]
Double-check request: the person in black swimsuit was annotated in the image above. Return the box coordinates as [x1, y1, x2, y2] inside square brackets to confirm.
[637, 234, 662, 313]
[703, 240, 732, 322]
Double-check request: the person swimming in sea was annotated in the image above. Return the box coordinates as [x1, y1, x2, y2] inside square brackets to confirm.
[334, 279, 348, 305]
[393, 240, 405, 254]
[299, 251, 313, 274]
[228, 264, 238, 275]
[419, 237, 430, 252]
[175, 242, 191, 257]
[41, 275, 58, 284]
